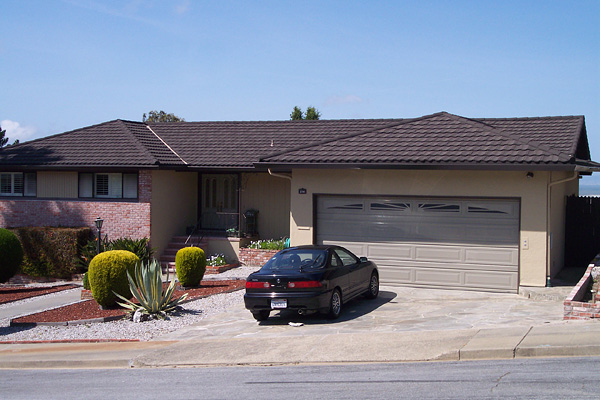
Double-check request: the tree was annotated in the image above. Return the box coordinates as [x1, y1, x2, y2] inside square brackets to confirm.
[305, 106, 321, 120]
[290, 106, 304, 120]
[142, 110, 185, 123]
[290, 106, 321, 120]
[0, 126, 8, 148]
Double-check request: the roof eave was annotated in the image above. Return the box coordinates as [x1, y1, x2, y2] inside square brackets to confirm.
[254, 161, 582, 172]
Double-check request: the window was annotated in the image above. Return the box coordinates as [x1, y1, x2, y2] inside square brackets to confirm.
[0, 172, 36, 197]
[333, 248, 359, 266]
[79, 172, 138, 199]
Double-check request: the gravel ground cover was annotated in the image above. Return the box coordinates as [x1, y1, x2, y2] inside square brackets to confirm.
[11, 280, 245, 324]
[0, 266, 258, 342]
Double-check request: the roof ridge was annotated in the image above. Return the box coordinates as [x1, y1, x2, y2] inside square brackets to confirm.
[443, 113, 569, 161]
[149, 118, 407, 124]
[1, 119, 126, 149]
[117, 120, 161, 165]
[569, 116, 586, 159]
[257, 112, 482, 162]
[258, 119, 413, 161]
[144, 125, 188, 165]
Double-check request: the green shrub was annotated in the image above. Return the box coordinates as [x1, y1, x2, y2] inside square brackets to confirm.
[82, 271, 91, 290]
[12, 227, 91, 279]
[175, 247, 206, 287]
[0, 228, 24, 283]
[107, 237, 154, 264]
[88, 250, 139, 308]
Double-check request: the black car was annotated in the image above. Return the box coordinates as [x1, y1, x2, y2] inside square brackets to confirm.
[244, 245, 379, 321]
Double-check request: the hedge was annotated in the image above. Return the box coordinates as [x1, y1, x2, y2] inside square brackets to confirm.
[10, 227, 92, 279]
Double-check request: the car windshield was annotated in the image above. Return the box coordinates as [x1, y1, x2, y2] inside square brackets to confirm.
[261, 249, 328, 271]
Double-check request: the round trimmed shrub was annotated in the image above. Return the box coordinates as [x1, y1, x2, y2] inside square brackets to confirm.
[88, 250, 139, 307]
[175, 247, 206, 287]
[0, 228, 24, 283]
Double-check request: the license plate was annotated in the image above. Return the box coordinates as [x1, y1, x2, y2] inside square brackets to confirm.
[271, 299, 287, 309]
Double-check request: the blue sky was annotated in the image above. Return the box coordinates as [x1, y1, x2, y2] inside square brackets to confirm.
[1, 0, 599, 185]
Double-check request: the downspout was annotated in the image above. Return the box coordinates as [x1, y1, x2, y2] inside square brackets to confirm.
[546, 171, 578, 286]
[268, 168, 292, 181]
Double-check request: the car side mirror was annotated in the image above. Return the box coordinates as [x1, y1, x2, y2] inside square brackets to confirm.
[359, 257, 368, 263]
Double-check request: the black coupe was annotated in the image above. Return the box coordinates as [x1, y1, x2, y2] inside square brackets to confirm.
[244, 245, 379, 321]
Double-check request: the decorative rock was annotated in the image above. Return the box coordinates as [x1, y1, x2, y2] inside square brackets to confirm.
[133, 309, 149, 323]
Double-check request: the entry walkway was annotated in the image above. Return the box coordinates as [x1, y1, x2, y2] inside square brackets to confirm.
[0, 288, 82, 321]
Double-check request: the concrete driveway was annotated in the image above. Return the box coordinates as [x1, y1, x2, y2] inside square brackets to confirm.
[156, 285, 568, 341]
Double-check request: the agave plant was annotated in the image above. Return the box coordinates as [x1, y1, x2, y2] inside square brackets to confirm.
[114, 259, 188, 319]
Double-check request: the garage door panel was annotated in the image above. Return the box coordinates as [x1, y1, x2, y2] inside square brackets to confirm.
[317, 195, 519, 292]
[414, 246, 463, 263]
[415, 268, 463, 286]
[464, 270, 518, 290]
[464, 248, 518, 266]
[379, 264, 517, 292]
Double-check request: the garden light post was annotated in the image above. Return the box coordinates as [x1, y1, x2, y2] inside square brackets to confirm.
[94, 217, 104, 255]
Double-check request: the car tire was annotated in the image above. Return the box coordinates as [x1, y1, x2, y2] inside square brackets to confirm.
[252, 310, 270, 321]
[327, 289, 342, 319]
[365, 272, 379, 299]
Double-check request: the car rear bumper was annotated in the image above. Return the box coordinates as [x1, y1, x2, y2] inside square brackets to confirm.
[244, 290, 331, 313]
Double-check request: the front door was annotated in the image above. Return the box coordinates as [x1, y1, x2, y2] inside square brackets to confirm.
[201, 174, 238, 231]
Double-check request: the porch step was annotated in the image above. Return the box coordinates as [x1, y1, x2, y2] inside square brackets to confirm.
[160, 236, 207, 274]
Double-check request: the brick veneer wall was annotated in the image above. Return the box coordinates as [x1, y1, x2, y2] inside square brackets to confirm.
[239, 248, 279, 267]
[564, 264, 600, 320]
[0, 170, 152, 240]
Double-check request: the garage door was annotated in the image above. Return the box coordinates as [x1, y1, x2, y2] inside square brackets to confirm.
[316, 196, 520, 292]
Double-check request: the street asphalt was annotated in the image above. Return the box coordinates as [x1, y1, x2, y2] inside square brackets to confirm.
[1, 284, 599, 368]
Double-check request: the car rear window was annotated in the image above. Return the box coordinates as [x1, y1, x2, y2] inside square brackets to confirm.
[262, 249, 328, 271]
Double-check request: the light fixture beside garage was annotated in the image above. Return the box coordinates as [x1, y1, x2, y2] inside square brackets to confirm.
[526, 172, 534, 179]
[298, 188, 307, 194]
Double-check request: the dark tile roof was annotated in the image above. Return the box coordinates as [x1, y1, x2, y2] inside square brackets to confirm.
[148, 119, 401, 168]
[0, 120, 181, 169]
[0, 112, 590, 171]
[259, 112, 589, 168]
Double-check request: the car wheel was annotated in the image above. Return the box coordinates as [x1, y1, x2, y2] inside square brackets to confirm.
[252, 310, 270, 321]
[327, 289, 342, 319]
[365, 272, 379, 299]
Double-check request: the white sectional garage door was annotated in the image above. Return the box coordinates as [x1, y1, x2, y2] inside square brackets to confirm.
[316, 196, 520, 292]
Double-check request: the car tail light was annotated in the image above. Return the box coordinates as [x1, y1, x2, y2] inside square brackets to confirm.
[288, 281, 322, 288]
[246, 281, 271, 289]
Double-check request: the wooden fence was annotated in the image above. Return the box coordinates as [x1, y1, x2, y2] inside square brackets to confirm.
[564, 195, 600, 269]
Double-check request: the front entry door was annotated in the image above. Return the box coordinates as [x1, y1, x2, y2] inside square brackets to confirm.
[202, 174, 238, 230]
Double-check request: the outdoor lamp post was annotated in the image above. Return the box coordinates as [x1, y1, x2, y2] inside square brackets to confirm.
[94, 217, 104, 255]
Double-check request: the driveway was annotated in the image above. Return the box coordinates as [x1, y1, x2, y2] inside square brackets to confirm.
[156, 285, 568, 341]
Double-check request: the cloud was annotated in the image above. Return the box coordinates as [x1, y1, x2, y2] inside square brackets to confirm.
[1, 120, 37, 142]
[175, 0, 190, 14]
[325, 94, 364, 105]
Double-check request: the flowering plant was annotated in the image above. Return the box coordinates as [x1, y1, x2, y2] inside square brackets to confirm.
[247, 239, 286, 250]
[207, 254, 228, 267]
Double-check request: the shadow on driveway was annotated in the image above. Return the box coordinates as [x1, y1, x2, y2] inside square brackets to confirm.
[257, 290, 397, 326]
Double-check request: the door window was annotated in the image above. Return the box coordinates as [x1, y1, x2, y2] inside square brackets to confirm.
[334, 248, 358, 266]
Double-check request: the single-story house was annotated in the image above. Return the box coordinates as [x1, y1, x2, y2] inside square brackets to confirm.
[1, 111, 598, 292]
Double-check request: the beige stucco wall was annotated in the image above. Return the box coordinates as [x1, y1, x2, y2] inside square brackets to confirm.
[37, 171, 78, 198]
[289, 169, 568, 287]
[240, 173, 290, 239]
[151, 170, 198, 257]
